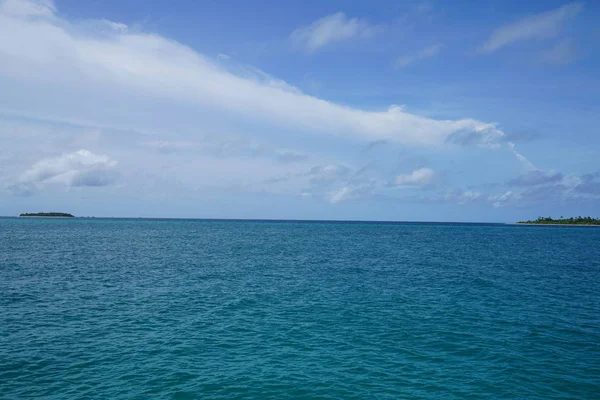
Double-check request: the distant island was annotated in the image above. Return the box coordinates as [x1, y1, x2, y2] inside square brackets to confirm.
[20, 212, 75, 218]
[518, 216, 600, 225]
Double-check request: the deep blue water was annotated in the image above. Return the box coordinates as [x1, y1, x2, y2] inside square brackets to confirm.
[1, 218, 599, 399]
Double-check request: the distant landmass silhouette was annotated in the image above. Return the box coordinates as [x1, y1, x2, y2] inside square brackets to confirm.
[20, 212, 74, 218]
[518, 216, 600, 225]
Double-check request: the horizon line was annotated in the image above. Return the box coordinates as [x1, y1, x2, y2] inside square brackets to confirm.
[0, 215, 529, 225]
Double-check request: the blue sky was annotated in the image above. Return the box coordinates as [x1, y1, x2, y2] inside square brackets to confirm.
[0, 0, 599, 221]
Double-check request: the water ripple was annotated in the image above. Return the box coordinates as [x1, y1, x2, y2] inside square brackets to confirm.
[1, 219, 599, 398]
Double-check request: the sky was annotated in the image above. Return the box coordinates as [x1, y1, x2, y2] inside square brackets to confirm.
[0, 0, 599, 221]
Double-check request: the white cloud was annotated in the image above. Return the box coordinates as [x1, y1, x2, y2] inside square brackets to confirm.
[328, 186, 352, 204]
[19, 149, 118, 188]
[507, 142, 536, 170]
[480, 2, 582, 53]
[0, 0, 54, 18]
[423, 188, 483, 205]
[395, 43, 442, 68]
[290, 12, 381, 52]
[391, 168, 435, 187]
[326, 183, 376, 204]
[416, 169, 600, 208]
[0, 0, 551, 213]
[0, 1, 509, 149]
[307, 164, 351, 185]
[488, 190, 517, 207]
[453, 190, 482, 204]
[493, 170, 600, 206]
[264, 163, 380, 204]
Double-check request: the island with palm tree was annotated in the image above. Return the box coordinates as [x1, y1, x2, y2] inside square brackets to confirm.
[20, 212, 75, 218]
[518, 216, 600, 225]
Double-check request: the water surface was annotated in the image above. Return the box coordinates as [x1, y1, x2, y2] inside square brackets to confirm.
[1, 218, 599, 398]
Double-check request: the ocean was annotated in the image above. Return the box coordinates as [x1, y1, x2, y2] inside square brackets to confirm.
[1, 218, 599, 399]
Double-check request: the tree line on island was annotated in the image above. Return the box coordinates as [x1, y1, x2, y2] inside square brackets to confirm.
[518, 216, 600, 225]
[20, 212, 75, 217]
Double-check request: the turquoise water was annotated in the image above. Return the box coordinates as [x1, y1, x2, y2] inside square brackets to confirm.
[1, 218, 599, 399]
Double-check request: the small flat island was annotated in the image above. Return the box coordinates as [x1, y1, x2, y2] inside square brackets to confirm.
[20, 212, 75, 218]
[518, 216, 600, 225]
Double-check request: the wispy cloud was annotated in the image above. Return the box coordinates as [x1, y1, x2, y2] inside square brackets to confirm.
[290, 12, 382, 52]
[541, 38, 577, 65]
[276, 150, 308, 164]
[480, 2, 582, 53]
[265, 163, 382, 204]
[394, 44, 442, 68]
[420, 169, 600, 208]
[488, 170, 600, 207]
[328, 186, 352, 204]
[306, 164, 351, 185]
[0, 1, 509, 148]
[574, 173, 600, 196]
[0, 0, 54, 18]
[0, 0, 549, 212]
[420, 188, 483, 206]
[507, 142, 536, 170]
[390, 168, 435, 187]
[508, 170, 564, 187]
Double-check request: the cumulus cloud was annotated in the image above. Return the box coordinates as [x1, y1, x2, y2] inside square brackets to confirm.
[480, 2, 582, 53]
[395, 44, 442, 68]
[391, 168, 435, 187]
[19, 149, 117, 188]
[290, 12, 381, 52]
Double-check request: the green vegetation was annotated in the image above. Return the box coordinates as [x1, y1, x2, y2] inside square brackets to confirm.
[20, 212, 75, 218]
[518, 216, 600, 225]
